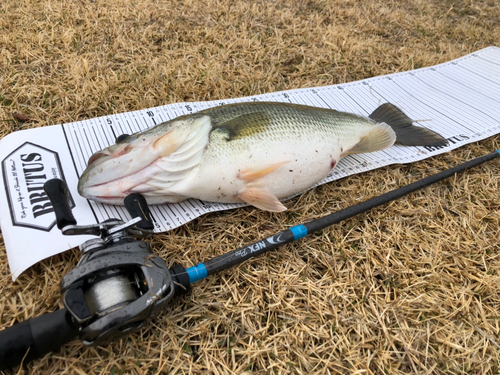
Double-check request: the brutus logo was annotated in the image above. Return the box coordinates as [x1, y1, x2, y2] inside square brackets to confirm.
[423, 134, 470, 152]
[2, 142, 75, 231]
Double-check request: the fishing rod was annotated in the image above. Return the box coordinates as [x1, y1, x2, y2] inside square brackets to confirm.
[0, 149, 498, 370]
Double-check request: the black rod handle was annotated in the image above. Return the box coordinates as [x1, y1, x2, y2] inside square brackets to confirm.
[44, 179, 77, 229]
[0, 309, 79, 370]
[124, 193, 154, 230]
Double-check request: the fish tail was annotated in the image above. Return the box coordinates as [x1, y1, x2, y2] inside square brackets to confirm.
[369, 103, 448, 147]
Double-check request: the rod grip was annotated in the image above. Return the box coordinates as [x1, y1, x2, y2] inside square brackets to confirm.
[0, 309, 79, 370]
[44, 179, 77, 229]
[124, 193, 154, 230]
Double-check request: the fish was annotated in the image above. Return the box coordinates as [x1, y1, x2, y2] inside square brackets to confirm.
[78, 102, 448, 212]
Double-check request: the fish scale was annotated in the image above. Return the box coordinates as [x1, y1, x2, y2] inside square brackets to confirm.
[78, 102, 448, 211]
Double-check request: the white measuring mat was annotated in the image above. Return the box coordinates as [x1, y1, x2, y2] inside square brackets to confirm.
[1, 47, 500, 279]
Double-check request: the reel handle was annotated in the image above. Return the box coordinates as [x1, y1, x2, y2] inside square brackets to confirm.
[44, 179, 77, 229]
[124, 193, 154, 230]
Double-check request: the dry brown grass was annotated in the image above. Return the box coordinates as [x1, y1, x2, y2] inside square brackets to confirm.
[1, 0, 500, 373]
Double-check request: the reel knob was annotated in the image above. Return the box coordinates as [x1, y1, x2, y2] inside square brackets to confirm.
[43, 179, 77, 229]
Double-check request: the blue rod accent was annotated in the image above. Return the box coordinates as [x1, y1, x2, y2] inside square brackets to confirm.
[186, 263, 208, 283]
[290, 224, 308, 240]
[496, 149, 500, 157]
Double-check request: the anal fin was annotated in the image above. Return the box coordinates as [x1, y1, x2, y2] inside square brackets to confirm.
[238, 188, 287, 212]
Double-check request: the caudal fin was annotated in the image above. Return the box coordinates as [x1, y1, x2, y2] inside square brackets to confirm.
[369, 103, 448, 147]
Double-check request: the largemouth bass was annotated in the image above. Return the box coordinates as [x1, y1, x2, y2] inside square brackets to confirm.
[78, 102, 448, 211]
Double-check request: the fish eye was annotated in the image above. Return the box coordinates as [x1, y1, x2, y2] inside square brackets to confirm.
[115, 133, 130, 144]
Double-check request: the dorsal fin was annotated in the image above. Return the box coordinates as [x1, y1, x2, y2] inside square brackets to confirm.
[369, 103, 448, 147]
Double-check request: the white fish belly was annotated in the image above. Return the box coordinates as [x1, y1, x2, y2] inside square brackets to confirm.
[169, 135, 344, 203]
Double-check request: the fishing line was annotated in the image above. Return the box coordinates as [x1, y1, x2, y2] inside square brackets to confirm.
[86, 276, 136, 314]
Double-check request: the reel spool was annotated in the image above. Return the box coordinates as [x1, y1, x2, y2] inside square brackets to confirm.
[85, 271, 139, 316]
[60, 240, 176, 346]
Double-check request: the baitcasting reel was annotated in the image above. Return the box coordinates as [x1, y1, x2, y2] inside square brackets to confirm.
[0, 179, 191, 369]
[46, 178, 190, 345]
[44, 179, 192, 345]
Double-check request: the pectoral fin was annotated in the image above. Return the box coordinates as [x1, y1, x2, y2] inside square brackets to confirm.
[238, 188, 287, 212]
[238, 161, 290, 182]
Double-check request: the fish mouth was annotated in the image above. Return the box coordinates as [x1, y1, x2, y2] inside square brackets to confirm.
[78, 114, 211, 205]
[87, 150, 112, 167]
[78, 160, 162, 204]
[78, 142, 163, 204]
[78, 120, 190, 203]
[86, 142, 135, 168]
